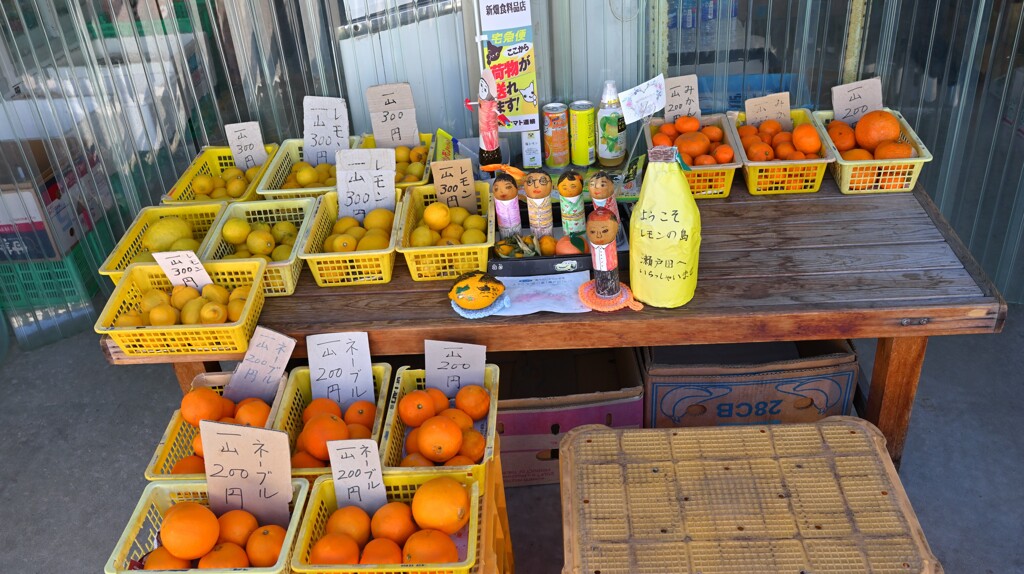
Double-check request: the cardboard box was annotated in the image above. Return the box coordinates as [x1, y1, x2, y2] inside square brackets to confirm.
[641, 340, 858, 428]
[494, 348, 643, 487]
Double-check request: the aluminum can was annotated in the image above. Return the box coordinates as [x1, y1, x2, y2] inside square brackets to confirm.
[569, 100, 596, 167]
[542, 103, 570, 168]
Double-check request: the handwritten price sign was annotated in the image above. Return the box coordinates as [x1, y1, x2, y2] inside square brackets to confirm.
[225, 122, 269, 169]
[664, 75, 700, 123]
[744, 92, 792, 130]
[366, 83, 420, 148]
[328, 439, 387, 514]
[152, 250, 213, 291]
[424, 339, 486, 398]
[303, 96, 350, 166]
[430, 159, 476, 213]
[831, 77, 883, 123]
[307, 332, 375, 409]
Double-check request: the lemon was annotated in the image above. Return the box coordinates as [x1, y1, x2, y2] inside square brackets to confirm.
[211, 176, 227, 189]
[191, 174, 214, 195]
[322, 234, 340, 252]
[461, 229, 486, 245]
[333, 217, 359, 234]
[234, 248, 252, 258]
[448, 206, 469, 226]
[315, 163, 333, 180]
[357, 234, 389, 251]
[402, 174, 420, 183]
[131, 251, 156, 264]
[396, 162, 410, 176]
[114, 311, 145, 328]
[251, 222, 271, 234]
[227, 298, 246, 322]
[441, 224, 464, 241]
[244, 166, 261, 181]
[344, 226, 367, 241]
[365, 228, 390, 239]
[410, 226, 434, 247]
[271, 244, 292, 261]
[142, 217, 192, 252]
[364, 208, 395, 231]
[423, 203, 450, 231]
[200, 301, 228, 324]
[149, 303, 179, 326]
[285, 173, 298, 184]
[170, 285, 201, 310]
[436, 237, 460, 246]
[221, 167, 244, 181]
[271, 221, 298, 243]
[169, 238, 200, 252]
[180, 296, 209, 324]
[225, 177, 248, 198]
[280, 234, 296, 247]
[295, 168, 320, 186]
[330, 234, 358, 252]
[291, 161, 312, 173]
[140, 289, 171, 313]
[463, 214, 486, 232]
[247, 230, 276, 255]
[324, 177, 337, 186]
[210, 188, 228, 199]
[430, 230, 441, 243]
[201, 284, 230, 305]
[394, 172, 405, 184]
[394, 146, 411, 163]
[409, 146, 429, 163]
[221, 218, 251, 245]
[406, 161, 426, 179]
[229, 286, 250, 302]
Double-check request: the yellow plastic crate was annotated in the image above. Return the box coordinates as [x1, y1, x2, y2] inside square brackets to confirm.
[732, 108, 835, 195]
[814, 108, 933, 194]
[256, 138, 358, 200]
[380, 366, 499, 483]
[359, 132, 435, 189]
[144, 371, 289, 481]
[271, 364, 393, 482]
[99, 202, 227, 285]
[646, 113, 741, 199]
[396, 184, 495, 281]
[559, 418, 942, 574]
[292, 474, 482, 574]
[200, 197, 318, 296]
[104, 479, 309, 574]
[163, 144, 280, 204]
[299, 192, 400, 286]
[95, 260, 266, 356]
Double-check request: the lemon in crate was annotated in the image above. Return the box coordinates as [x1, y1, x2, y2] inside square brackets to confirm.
[164, 144, 279, 203]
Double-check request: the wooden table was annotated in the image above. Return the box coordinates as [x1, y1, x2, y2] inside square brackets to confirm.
[102, 181, 1006, 464]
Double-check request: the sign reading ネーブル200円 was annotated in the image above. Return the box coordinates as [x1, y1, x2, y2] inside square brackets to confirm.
[478, 0, 538, 133]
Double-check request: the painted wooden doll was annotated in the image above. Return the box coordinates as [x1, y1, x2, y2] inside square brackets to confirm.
[491, 173, 522, 239]
[587, 207, 620, 298]
[588, 171, 618, 219]
[523, 169, 553, 238]
[463, 69, 509, 167]
[556, 170, 585, 236]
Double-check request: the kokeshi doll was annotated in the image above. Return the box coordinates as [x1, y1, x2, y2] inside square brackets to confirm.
[587, 207, 620, 298]
[523, 169, 554, 238]
[588, 171, 618, 219]
[491, 173, 522, 239]
[557, 170, 585, 236]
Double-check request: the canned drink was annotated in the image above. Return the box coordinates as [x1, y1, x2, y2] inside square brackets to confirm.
[569, 100, 596, 167]
[543, 103, 570, 168]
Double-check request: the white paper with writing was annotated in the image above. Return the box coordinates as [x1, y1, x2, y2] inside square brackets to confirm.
[619, 74, 666, 125]
[152, 250, 213, 291]
[831, 77, 884, 124]
[225, 122, 269, 169]
[225, 327, 297, 403]
[201, 421, 292, 527]
[521, 129, 542, 168]
[430, 159, 477, 213]
[328, 439, 387, 514]
[307, 332, 375, 409]
[744, 92, 792, 130]
[493, 271, 591, 315]
[303, 96, 350, 166]
[366, 83, 420, 148]
[424, 340, 486, 398]
[479, 0, 531, 31]
[335, 149, 397, 220]
[665, 75, 700, 123]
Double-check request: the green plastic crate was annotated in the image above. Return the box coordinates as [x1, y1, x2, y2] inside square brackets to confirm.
[0, 227, 115, 311]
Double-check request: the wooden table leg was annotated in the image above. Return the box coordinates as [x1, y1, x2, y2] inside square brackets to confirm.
[172, 362, 224, 395]
[864, 336, 929, 465]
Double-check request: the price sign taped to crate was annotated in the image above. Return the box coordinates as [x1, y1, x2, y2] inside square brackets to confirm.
[200, 421, 292, 527]
[303, 95, 350, 166]
[334, 149, 397, 219]
[226, 327, 297, 404]
[745, 92, 792, 130]
[431, 159, 477, 213]
[425, 339, 486, 398]
[832, 77, 884, 124]
[665, 74, 700, 123]
[619, 74, 666, 125]
[366, 83, 420, 148]
[226, 121, 269, 169]
[327, 439, 387, 514]
[307, 332, 375, 409]
[152, 250, 213, 291]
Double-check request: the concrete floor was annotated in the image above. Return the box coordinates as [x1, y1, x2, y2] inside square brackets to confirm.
[0, 306, 1020, 572]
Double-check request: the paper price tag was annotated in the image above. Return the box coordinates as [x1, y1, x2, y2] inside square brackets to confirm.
[303, 96, 350, 166]
[831, 77, 884, 124]
[225, 122, 269, 169]
[201, 422, 292, 527]
[424, 340, 486, 398]
[664, 75, 700, 123]
[366, 83, 420, 148]
[435, 128, 455, 161]
[152, 250, 213, 291]
[225, 327, 296, 404]
[744, 92, 792, 130]
[307, 332, 375, 409]
[335, 149, 397, 220]
[619, 74, 666, 125]
[521, 129, 542, 169]
[430, 159, 477, 213]
[328, 439, 387, 514]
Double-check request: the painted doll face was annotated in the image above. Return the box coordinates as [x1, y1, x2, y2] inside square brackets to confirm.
[478, 78, 490, 100]
[589, 175, 615, 200]
[492, 179, 519, 201]
[586, 218, 618, 246]
[523, 172, 552, 199]
[557, 173, 583, 198]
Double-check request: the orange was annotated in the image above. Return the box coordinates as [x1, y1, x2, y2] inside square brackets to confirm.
[171, 455, 205, 474]
[679, 152, 693, 166]
[792, 124, 821, 154]
[674, 132, 711, 158]
[873, 140, 913, 159]
[841, 148, 877, 190]
[444, 455, 475, 466]
[291, 450, 326, 468]
[758, 132, 773, 145]
[236, 399, 271, 427]
[746, 142, 774, 162]
[455, 385, 490, 421]
[327, 505, 371, 548]
[736, 124, 758, 138]
[787, 151, 808, 160]
[218, 509, 258, 547]
[401, 453, 436, 467]
[771, 131, 792, 146]
[827, 123, 856, 152]
[700, 125, 724, 142]
[192, 433, 205, 457]
[658, 122, 679, 138]
[234, 397, 261, 417]
[827, 119, 851, 134]
[219, 396, 236, 419]
[438, 408, 474, 431]
[360, 537, 403, 564]
[417, 416, 463, 463]
[841, 148, 874, 161]
[424, 388, 450, 414]
[199, 542, 249, 568]
[160, 502, 219, 560]
[674, 115, 700, 134]
[247, 524, 286, 567]
[371, 501, 418, 546]
[773, 142, 796, 160]
[405, 427, 421, 455]
[299, 413, 350, 460]
[180, 388, 223, 427]
[651, 133, 673, 148]
[308, 532, 360, 565]
[411, 477, 470, 534]
[693, 154, 716, 166]
[403, 529, 459, 564]
[758, 119, 783, 137]
[708, 141, 721, 153]
[303, 397, 342, 423]
[348, 423, 372, 439]
[740, 134, 762, 152]
[855, 110, 901, 152]
[143, 546, 191, 570]
[219, 417, 238, 424]
[458, 429, 486, 463]
[344, 400, 376, 428]
[398, 390, 436, 427]
[712, 144, 734, 164]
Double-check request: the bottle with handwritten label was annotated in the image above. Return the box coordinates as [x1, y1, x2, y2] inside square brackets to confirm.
[597, 81, 626, 168]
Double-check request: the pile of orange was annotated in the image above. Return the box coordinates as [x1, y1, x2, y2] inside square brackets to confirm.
[652, 116, 735, 167]
[736, 119, 823, 162]
[144, 503, 286, 569]
[308, 476, 470, 565]
[170, 388, 272, 474]
[397, 385, 490, 468]
[291, 398, 378, 468]
[826, 109, 914, 190]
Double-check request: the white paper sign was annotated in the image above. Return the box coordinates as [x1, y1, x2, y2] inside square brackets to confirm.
[479, 0, 532, 31]
[307, 332, 375, 409]
[424, 340, 486, 398]
[744, 92, 792, 130]
[201, 421, 292, 527]
[225, 327, 297, 403]
[335, 149, 397, 220]
[303, 96, 350, 166]
[619, 74, 666, 125]
[328, 439, 387, 514]
[665, 75, 700, 123]
[521, 129, 542, 168]
[152, 250, 213, 291]
[831, 77, 884, 124]
[225, 122, 269, 169]
[366, 83, 420, 148]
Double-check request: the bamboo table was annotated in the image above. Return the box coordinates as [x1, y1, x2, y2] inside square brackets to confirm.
[102, 181, 1006, 465]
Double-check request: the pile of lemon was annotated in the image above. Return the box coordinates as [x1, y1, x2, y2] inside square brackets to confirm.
[219, 218, 298, 262]
[189, 166, 261, 200]
[130, 217, 199, 265]
[394, 145, 430, 183]
[114, 284, 250, 327]
[321, 208, 395, 253]
[409, 203, 486, 247]
[281, 161, 335, 190]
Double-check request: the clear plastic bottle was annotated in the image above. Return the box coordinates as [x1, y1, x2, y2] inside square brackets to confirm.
[596, 80, 625, 168]
[699, 0, 717, 53]
[680, 0, 698, 53]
